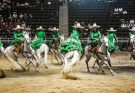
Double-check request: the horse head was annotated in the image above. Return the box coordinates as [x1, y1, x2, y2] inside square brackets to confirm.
[24, 31, 30, 44]
[60, 35, 65, 43]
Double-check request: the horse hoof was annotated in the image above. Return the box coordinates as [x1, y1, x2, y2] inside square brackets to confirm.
[13, 68, 25, 72]
[101, 70, 105, 74]
[26, 67, 30, 71]
[111, 72, 116, 76]
[0, 75, 6, 78]
[36, 63, 39, 67]
[44, 65, 48, 69]
[0, 70, 6, 78]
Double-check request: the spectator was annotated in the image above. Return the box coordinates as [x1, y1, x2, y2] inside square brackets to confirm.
[12, 12, 18, 21]
[129, 19, 135, 28]
[19, 13, 24, 22]
[120, 19, 127, 28]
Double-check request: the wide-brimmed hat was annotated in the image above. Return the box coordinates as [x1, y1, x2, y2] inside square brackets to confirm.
[51, 27, 59, 31]
[87, 23, 92, 29]
[72, 23, 84, 28]
[107, 27, 117, 32]
[36, 26, 45, 30]
[90, 23, 100, 29]
[14, 25, 24, 30]
[129, 27, 135, 32]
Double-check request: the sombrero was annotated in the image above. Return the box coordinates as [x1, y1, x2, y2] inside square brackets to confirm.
[107, 27, 117, 32]
[129, 27, 135, 32]
[87, 23, 92, 29]
[72, 23, 84, 28]
[51, 27, 59, 31]
[90, 23, 100, 29]
[14, 25, 24, 30]
[36, 26, 45, 30]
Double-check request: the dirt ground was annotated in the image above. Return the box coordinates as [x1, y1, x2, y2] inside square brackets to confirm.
[0, 51, 135, 93]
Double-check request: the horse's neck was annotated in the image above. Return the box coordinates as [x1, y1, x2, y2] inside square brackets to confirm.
[98, 36, 108, 54]
[23, 40, 30, 52]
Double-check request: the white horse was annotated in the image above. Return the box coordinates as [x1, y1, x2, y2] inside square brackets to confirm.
[4, 32, 38, 71]
[62, 50, 80, 76]
[28, 35, 49, 69]
[61, 38, 82, 76]
[85, 36, 114, 75]
[128, 33, 135, 60]
[0, 47, 6, 78]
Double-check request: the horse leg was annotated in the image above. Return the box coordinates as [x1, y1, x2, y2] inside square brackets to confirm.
[5, 54, 25, 71]
[107, 58, 112, 67]
[56, 50, 64, 64]
[62, 51, 74, 75]
[62, 51, 80, 76]
[51, 49, 56, 64]
[28, 59, 39, 72]
[92, 60, 97, 69]
[69, 51, 80, 66]
[104, 60, 115, 76]
[25, 59, 30, 70]
[85, 46, 92, 72]
[0, 69, 6, 78]
[43, 46, 49, 69]
[54, 50, 60, 64]
[96, 59, 105, 74]
[85, 54, 91, 72]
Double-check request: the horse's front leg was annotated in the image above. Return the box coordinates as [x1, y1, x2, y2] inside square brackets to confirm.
[85, 46, 91, 72]
[0, 69, 6, 78]
[104, 60, 115, 76]
[85, 54, 91, 72]
[95, 59, 105, 74]
[42, 47, 49, 69]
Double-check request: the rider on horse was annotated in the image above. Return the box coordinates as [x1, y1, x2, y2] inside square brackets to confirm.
[107, 27, 117, 53]
[89, 23, 102, 54]
[129, 27, 135, 49]
[30, 26, 46, 50]
[60, 22, 84, 55]
[11, 25, 25, 53]
[0, 40, 3, 49]
[50, 27, 60, 49]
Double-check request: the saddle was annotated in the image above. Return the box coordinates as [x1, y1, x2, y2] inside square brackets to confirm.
[52, 40, 60, 50]
[13, 44, 23, 54]
[89, 43, 100, 55]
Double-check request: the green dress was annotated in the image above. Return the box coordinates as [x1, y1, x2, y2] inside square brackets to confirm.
[90, 30, 102, 45]
[60, 28, 83, 54]
[0, 40, 3, 48]
[107, 32, 117, 53]
[11, 30, 24, 46]
[30, 31, 46, 50]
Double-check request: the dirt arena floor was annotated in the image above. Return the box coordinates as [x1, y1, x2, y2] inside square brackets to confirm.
[0, 51, 135, 93]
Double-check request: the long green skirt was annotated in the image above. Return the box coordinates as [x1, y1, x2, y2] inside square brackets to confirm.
[60, 38, 83, 54]
[30, 38, 44, 50]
